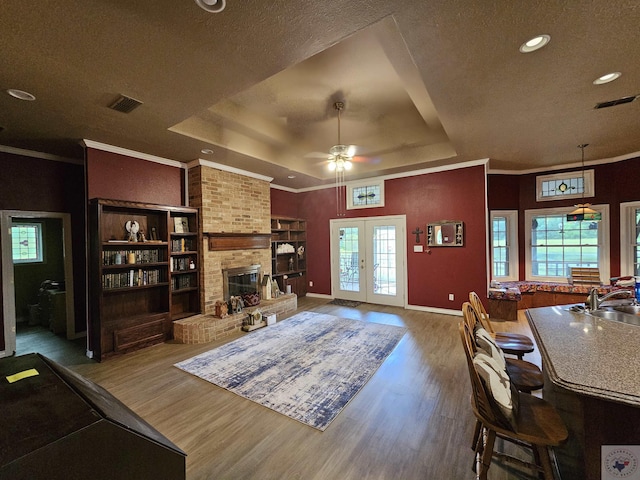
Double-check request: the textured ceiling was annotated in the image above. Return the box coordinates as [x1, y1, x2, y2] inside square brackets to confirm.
[0, 1, 639, 189]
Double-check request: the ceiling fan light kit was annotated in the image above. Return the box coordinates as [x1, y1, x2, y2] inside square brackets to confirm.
[329, 101, 355, 216]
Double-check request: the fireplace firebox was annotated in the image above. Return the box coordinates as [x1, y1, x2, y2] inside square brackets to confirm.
[222, 264, 261, 301]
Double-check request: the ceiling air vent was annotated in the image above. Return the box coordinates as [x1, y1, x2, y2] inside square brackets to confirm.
[108, 94, 143, 113]
[594, 95, 638, 110]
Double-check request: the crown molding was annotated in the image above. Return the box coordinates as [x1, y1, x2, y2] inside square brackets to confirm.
[0, 144, 83, 165]
[271, 158, 489, 193]
[188, 158, 274, 182]
[488, 150, 640, 175]
[81, 139, 183, 168]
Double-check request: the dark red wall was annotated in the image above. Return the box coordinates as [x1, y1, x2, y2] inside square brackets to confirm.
[86, 148, 184, 205]
[273, 165, 488, 310]
[270, 188, 300, 218]
[487, 156, 640, 280]
[0, 151, 86, 337]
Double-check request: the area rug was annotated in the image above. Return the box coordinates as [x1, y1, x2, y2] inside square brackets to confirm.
[328, 298, 362, 307]
[174, 311, 406, 431]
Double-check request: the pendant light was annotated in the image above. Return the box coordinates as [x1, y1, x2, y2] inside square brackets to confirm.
[566, 144, 601, 222]
[328, 102, 353, 216]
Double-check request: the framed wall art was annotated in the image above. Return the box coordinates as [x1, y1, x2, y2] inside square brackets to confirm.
[427, 221, 464, 247]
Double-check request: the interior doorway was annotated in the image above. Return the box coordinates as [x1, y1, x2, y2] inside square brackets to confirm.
[330, 215, 406, 307]
[1, 210, 78, 358]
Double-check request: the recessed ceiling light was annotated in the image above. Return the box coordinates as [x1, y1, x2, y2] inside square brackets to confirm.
[6, 89, 36, 101]
[201, 148, 214, 154]
[593, 72, 621, 85]
[287, 175, 296, 179]
[519, 34, 551, 53]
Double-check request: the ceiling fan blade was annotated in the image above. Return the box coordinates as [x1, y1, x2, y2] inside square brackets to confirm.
[304, 151, 331, 159]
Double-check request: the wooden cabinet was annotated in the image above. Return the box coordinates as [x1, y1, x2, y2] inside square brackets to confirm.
[89, 199, 200, 361]
[271, 217, 306, 297]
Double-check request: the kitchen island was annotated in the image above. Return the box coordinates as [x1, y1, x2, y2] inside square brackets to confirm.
[526, 305, 640, 480]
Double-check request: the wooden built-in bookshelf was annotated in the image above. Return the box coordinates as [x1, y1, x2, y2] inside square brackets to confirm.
[271, 216, 307, 297]
[89, 199, 200, 361]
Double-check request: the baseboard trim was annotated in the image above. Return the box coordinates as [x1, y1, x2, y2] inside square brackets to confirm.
[305, 293, 333, 300]
[405, 304, 462, 316]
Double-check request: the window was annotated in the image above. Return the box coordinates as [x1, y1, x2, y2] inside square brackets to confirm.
[490, 211, 518, 281]
[524, 205, 609, 282]
[347, 180, 384, 210]
[620, 201, 640, 276]
[536, 169, 594, 202]
[11, 223, 44, 263]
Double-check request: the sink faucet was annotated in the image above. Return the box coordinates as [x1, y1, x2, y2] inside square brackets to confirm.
[587, 287, 633, 311]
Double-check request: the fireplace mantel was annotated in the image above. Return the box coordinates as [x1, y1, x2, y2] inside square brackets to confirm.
[204, 232, 271, 251]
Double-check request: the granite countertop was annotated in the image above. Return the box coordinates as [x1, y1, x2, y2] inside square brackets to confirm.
[526, 304, 640, 406]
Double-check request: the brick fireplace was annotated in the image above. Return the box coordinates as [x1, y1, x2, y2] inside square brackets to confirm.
[187, 162, 272, 315]
[172, 161, 297, 344]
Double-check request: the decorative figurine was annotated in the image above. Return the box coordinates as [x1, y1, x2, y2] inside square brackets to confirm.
[125, 220, 139, 242]
[214, 300, 228, 318]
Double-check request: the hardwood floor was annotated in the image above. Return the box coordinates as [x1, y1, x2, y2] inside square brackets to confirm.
[15, 323, 92, 366]
[50, 299, 545, 479]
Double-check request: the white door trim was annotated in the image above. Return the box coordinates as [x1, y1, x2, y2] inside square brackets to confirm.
[330, 215, 406, 307]
[1, 210, 78, 358]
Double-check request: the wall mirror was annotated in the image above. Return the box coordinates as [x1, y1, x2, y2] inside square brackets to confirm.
[427, 221, 464, 247]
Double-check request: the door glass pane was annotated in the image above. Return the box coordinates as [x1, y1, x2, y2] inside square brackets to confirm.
[372, 225, 396, 295]
[339, 227, 360, 291]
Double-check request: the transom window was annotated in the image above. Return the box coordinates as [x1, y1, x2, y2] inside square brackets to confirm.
[536, 169, 594, 202]
[12, 223, 44, 263]
[347, 180, 385, 210]
[524, 206, 609, 282]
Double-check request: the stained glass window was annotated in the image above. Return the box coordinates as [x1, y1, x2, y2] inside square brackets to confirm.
[12, 223, 43, 263]
[536, 170, 594, 202]
[347, 181, 384, 209]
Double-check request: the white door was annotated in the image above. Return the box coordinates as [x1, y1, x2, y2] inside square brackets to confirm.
[330, 215, 406, 307]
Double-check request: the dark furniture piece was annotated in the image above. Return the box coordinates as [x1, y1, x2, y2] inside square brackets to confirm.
[89, 199, 200, 361]
[0, 353, 186, 479]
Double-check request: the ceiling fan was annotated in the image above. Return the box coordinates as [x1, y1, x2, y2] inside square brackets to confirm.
[305, 101, 376, 169]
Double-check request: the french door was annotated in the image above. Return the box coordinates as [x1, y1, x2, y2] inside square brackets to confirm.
[330, 216, 406, 307]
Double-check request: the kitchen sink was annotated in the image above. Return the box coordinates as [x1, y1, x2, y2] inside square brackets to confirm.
[588, 305, 640, 326]
[608, 304, 640, 315]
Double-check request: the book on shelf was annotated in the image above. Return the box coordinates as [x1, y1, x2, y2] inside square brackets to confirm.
[102, 268, 162, 290]
[173, 216, 189, 233]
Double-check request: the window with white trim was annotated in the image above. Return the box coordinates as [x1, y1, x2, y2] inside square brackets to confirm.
[11, 222, 44, 263]
[536, 169, 594, 202]
[524, 205, 609, 282]
[347, 180, 384, 210]
[620, 201, 640, 276]
[490, 210, 518, 281]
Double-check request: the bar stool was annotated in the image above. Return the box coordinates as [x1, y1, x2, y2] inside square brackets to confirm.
[462, 303, 543, 393]
[459, 315, 567, 480]
[469, 291, 534, 359]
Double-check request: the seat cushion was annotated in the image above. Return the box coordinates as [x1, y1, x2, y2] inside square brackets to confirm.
[473, 352, 518, 431]
[475, 326, 506, 369]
